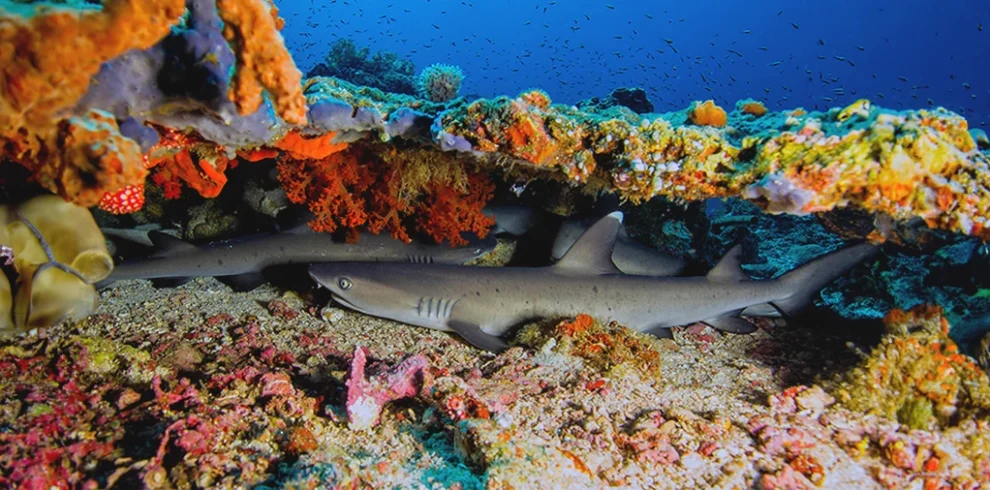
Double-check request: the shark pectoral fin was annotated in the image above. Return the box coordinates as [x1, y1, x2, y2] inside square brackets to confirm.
[703, 315, 758, 334]
[148, 231, 197, 258]
[643, 325, 674, 339]
[447, 319, 509, 353]
[217, 273, 267, 291]
[739, 303, 785, 318]
[151, 277, 194, 288]
[707, 245, 748, 283]
[554, 212, 623, 275]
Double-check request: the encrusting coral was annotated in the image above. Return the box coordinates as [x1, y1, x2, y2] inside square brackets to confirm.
[830, 305, 990, 431]
[0, 195, 113, 334]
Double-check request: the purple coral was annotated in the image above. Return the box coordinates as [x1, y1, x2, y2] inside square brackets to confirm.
[416, 63, 464, 103]
[345, 347, 429, 431]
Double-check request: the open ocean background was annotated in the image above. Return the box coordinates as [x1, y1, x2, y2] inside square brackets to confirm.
[278, 0, 989, 129]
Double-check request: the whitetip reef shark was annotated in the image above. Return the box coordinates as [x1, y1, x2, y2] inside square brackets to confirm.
[310, 212, 879, 353]
[99, 225, 496, 290]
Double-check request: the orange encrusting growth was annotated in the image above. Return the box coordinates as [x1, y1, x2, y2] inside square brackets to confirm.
[35, 110, 149, 207]
[690, 100, 728, 127]
[216, 0, 307, 125]
[741, 101, 768, 117]
[274, 131, 348, 160]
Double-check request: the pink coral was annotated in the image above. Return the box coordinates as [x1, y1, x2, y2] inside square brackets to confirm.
[345, 347, 429, 431]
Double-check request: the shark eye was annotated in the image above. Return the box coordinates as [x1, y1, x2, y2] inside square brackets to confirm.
[338, 278, 353, 290]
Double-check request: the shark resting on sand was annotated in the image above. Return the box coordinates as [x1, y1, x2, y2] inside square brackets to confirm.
[310, 212, 879, 353]
[99, 225, 496, 290]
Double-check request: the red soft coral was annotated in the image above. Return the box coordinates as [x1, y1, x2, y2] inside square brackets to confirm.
[415, 172, 495, 246]
[276, 147, 375, 234]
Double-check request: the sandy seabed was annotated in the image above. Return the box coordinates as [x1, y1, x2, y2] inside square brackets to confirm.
[0, 276, 987, 489]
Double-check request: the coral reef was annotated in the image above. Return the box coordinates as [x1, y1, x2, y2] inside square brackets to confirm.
[416, 63, 465, 103]
[577, 87, 656, 114]
[829, 305, 990, 431]
[306, 38, 417, 95]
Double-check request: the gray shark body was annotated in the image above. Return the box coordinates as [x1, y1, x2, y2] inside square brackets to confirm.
[486, 204, 687, 276]
[310, 212, 878, 352]
[101, 227, 496, 288]
[551, 217, 687, 276]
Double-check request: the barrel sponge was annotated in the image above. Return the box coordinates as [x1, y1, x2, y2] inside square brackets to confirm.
[416, 63, 464, 103]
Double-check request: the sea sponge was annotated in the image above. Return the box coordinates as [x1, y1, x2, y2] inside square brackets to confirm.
[738, 99, 768, 117]
[416, 63, 464, 102]
[689, 100, 727, 127]
[2, 195, 113, 333]
[216, 0, 307, 124]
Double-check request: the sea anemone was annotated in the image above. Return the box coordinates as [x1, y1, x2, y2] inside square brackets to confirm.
[416, 63, 464, 103]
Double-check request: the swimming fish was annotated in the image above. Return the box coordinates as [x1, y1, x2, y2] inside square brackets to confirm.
[100, 225, 496, 290]
[310, 212, 878, 352]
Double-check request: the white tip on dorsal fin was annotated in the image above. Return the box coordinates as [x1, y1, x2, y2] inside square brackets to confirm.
[707, 244, 749, 282]
[554, 211, 623, 275]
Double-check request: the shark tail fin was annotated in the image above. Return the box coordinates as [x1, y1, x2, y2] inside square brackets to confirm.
[771, 242, 879, 317]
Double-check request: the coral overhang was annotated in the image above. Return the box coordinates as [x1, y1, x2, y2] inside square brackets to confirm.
[0, 0, 988, 242]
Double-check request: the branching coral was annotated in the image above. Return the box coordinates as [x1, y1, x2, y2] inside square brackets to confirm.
[216, 0, 306, 124]
[416, 63, 464, 103]
[277, 144, 495, 245]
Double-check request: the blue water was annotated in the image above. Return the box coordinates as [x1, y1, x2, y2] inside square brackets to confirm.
[279, 0, 989, 129]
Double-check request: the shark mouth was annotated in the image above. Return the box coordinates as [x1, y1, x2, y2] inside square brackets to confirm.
[330, 293, 368, 315]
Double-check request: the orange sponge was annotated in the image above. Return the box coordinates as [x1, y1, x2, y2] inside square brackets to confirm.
[689, 100, 728, 127]
[217, 0, 307, 125]
[0, 0, 184, 139]
[740, 100, 768, 117]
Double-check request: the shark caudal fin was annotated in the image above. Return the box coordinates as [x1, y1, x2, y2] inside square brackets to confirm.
[770, 243, 879, 316]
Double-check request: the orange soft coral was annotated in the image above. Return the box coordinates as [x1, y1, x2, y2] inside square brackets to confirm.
[274, 131, 348, 160]
[689, 100, 728, 127]
[276, 147, 375, 234]
[216, 0, 307, 125]
[276, 144, 495, 245]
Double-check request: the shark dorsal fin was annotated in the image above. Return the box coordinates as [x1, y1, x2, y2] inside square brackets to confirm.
[148, 231, 196, 257]
[707, 244, 748, 282]
[554, 211, 623, 275]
